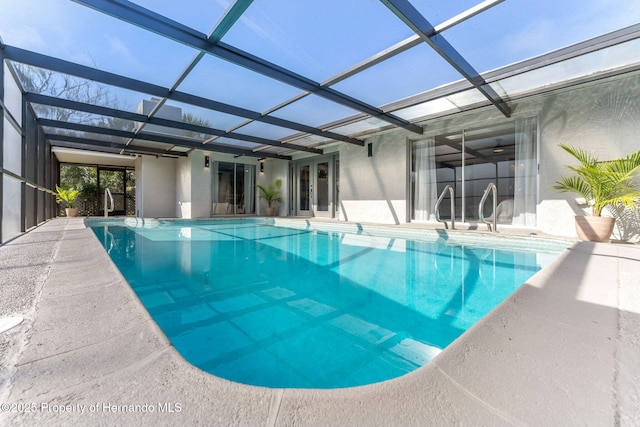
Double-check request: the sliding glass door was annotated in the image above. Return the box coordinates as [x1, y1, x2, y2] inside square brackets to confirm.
[212, 162, 255, 215]
[412, 118, 537, 227]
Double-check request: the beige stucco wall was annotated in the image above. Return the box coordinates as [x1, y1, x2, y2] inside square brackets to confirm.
[339, 133, 409, 224]
[176, 156, 191, 218]
[257, 158, 289, 216]
[535, 74, 640, 240]
[135, 156, 177, 218]
[176, 150, 212, 218]
[137, 151, 272, 219]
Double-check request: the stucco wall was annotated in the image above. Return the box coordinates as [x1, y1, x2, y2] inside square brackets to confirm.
[339, 133, 408, 224]
[528, 73, 640, 240]
[135, 101, 214, 219]
[257, 159, 289, 216]
[135, 156, 177, 218]
[136, 100, 182, 136]
[175, 151, 211, 218]
[190, 151, 212, 218]
[176, 156, 191, 218]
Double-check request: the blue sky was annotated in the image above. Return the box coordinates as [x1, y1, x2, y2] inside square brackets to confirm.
[1, 0, 639, 124]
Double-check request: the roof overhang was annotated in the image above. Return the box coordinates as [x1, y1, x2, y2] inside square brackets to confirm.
[52, 147, 137, 167]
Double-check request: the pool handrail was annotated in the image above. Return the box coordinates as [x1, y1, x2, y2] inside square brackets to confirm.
[435, 185, 455, 229]
[104, 188, 114, 218]
[479, 182, 497, 232]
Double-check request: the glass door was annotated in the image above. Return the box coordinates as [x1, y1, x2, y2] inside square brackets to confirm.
[98, 167, 132, 216]
[297, 163, 312, 216]
[294, 156, 336, 218]
[412, 119, 537, 227]
[212, 162, 256, 215]
[315, 161, 330, 216]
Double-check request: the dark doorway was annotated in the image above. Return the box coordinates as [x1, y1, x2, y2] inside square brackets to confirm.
[98, 167, 135, 216]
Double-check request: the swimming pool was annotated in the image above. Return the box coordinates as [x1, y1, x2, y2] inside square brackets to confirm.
[88, 218, 568, 389]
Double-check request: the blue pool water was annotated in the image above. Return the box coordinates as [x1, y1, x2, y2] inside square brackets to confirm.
[89, 218, 566, 389]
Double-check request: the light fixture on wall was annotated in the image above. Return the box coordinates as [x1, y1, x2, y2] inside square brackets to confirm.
[204, 156, 210, 168]
[260, 161, 264, 173]
[367, 142, 373, 157]
[492, 138, 505, 154]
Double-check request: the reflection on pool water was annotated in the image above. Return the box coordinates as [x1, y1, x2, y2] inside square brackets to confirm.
[89, 218, 567, 389]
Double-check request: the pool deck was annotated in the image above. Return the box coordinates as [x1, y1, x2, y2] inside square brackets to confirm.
[1, 217, 639, 426]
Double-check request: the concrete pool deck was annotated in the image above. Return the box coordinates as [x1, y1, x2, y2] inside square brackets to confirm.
[0, 217, 638, 426]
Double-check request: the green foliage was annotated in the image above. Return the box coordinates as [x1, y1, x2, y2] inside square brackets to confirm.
[256, 179, 283, 208]
[553, 144, 640, 216]
[59, 165, 136, 215]
[55, 185, 80, 208]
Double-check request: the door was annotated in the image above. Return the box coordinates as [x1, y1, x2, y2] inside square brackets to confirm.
[315, 161, 330, 217]
[294, 157, 335, 218]
[212, 162, 256, 215]
[98, 167, 131, 216]
[297, 163, 312, 216]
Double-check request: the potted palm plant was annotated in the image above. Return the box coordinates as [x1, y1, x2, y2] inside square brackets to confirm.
[55, 185, 80, 217]
[256, 179, 283, 216]
[553, 144, 640, 242]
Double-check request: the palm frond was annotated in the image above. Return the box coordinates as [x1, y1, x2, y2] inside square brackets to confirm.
[55, 185, 80, 208]
[256, 179, 283, 207]
[559, 144, 598, 167]
[552, 176, 592, 200]
[554, 145, 640, 216]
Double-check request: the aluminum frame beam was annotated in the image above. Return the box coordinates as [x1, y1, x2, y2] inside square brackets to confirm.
[241, 0, 506, 152]
[24, 93, 322, 155]
[380, 0, 511, 118]
[74, 0, 423, 135]
[37, 119, 292, 160]
[128, 0, 255, 151]
[209, 0, 254, 44]
[314, 22, 640, 135]
[3, 45, 363, 147]
[0, 42, 4, 243]
[323, 0, 506, 87]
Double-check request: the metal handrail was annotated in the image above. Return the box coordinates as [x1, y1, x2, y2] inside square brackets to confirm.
[434, 185, 455, 229]
[478, 182, 497, 232]
[104, 188, 114, 218]
[103, 227, 114, 254]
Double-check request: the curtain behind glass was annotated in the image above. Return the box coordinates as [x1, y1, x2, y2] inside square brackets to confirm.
[413, 136, 437, 221]
[211, 162, 255, 215]
[513, 117, 537, 226]
[243, 164, 255, 214]
[211, 162, 219, 215]
[212, 162, 235, 215]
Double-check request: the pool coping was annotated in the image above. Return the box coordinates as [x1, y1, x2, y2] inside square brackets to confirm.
[1, 217, 639, 425]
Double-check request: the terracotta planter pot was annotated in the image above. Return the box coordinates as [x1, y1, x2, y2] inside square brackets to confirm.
[575, 215, 615, 242]
[65, 207, 79, 217]
[265, 207, 276, 216]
